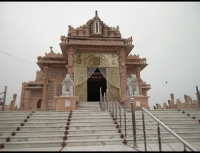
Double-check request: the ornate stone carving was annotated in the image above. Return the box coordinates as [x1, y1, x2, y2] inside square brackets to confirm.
[74, 52, 116, 67]
[65, 11, 122, 38]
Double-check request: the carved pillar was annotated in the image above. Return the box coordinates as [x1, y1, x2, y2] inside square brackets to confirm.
[67, 47, 75, 80]
[143, 89, 147, 96]
[136, 66, 142, 82]
[41, 66, 49, 110]
[117, 48, 127, 99]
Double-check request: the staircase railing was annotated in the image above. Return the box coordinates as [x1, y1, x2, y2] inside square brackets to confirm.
[141, 107, 197, 151]
[99, 90, 132, 145]
[99, 89, 198, 151]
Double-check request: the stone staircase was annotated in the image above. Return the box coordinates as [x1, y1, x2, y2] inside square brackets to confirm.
[0, 102, 200, 151]
[0, 102, 136, 151]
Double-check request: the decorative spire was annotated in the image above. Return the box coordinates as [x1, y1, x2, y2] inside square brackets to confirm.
[50, 46, 53, 53]
[95, 10, 98, 20]
[95, 10, 98, 17]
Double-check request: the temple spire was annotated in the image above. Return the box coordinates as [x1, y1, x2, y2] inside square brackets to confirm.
[95, 10, 98, 17]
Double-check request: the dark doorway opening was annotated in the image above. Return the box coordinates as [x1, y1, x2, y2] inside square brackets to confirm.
[87, 68, 107, 102]
[37, 99, 42, 108]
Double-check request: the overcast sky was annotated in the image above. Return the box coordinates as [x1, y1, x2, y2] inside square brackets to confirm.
[0, 2, 200, 109]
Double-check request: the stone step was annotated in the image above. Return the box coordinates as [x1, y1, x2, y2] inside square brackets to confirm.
[13, 121, 114, 126]
[126, 131, 200, 137]
[23, 119, 114, 123]
[2, 140, 63, 149]
[158, 120, 200, 124]
[0, 126, 66, 131]
[150, 114, 194, 118]
[168, 127, 200, 132]
[68, 125, 116, 130]
[0, 125, 117, 131]
[64, 138, 124, 147]
[0, 123, 24, 127]
[1, 139, 124, 149]
[126, 136, 200, 144]
[0, 133, 122, 142]
[0, 129, 121, 137]
[0, 117, 31, 121]
[0, 130, 66, 136]
[0, 135, 64, 142]
[152, 116, 198, 120]
[164, 123, 200, 128]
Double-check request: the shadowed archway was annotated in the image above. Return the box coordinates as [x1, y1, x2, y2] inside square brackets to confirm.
[87, 68, 106, 102]
[37, 99, 42, 108]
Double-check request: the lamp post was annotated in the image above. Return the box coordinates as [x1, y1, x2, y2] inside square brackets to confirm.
[131, 98, 137, 148]
[196, 86, 200, 109]
[2, 86, 7, 111]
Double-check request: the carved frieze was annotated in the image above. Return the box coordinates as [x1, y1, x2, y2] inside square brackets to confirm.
[74, 52, 119, 67]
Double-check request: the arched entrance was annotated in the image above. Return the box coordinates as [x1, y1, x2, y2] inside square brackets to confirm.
[37, 99, 42, 108]
[87, 68, 107, 102]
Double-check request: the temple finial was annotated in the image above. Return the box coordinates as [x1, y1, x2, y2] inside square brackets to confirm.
[95, 10, 98, 16]
[50, 46, 53, 52]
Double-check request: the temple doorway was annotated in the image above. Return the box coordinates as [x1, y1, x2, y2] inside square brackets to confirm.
[87, 68, 107, 102]
[37, 99, 42, 108]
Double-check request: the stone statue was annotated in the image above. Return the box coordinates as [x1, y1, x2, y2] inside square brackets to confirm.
[60, 35, 68, 43]
[125, 36, 133, 44]
[126, 74, 139, 96]
[37, 56, 43, 61]
[62, 74, 74, 96]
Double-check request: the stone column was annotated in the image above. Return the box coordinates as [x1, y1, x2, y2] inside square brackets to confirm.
[143, 89, 147, 96]
[67, 47, 75, 80]
[118, 48, 127, 99]
[41, 66, 49, 110]
[136, 66, 142, 82]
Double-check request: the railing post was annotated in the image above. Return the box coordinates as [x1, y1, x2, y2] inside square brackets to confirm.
[131, 98, 137, 148]
[124, 110, 126, 138]
[100, 87, 102, 102]
[115, 102, 117, 120]
[157, 123, 162, 151]
[2, 86, 7, 111]
[106, 89, 108, 110]
[112, 102, 114, 114]
[183, 145, 187, 151]
[119, 104, 121, 128]
[142, 109, 147, 151]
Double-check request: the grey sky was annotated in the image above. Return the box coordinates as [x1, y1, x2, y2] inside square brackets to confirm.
[0, 2, 200, 109]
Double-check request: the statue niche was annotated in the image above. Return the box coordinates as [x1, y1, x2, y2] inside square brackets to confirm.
[126, 74, 139, 96]
[62, 74, 74, 96]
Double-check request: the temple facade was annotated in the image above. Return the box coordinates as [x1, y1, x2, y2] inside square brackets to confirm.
[20, 11, 151, 111]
